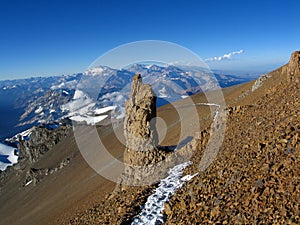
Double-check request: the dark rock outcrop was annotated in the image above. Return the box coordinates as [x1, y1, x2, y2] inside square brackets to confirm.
[0, 124, 72, 188]
[17, 124, 71, 167]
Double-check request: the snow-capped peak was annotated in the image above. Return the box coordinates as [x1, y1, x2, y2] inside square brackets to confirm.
[84, 66, 116, 76]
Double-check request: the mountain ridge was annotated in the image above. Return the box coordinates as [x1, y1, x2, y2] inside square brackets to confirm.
[1, 52, 297, 224]
[0, 64, 251, 141]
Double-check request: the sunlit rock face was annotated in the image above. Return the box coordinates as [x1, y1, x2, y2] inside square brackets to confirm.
[287, 50, 300, 76]
[123, 74, 164, 167]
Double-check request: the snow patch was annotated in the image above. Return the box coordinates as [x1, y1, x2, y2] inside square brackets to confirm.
[70, 115, 108, 125]
[158, 87, 170, 98]
[73, 89, 88, 100]
[25, 180, 33, 186]
[0, 143, 18, 171]
[35, 106, 43, 114]
[62, 90, 116, 124]
[61, 90, 95, 116]
[93, 106, 116, 115]
[51, 80, 78, 90]
[132, 161, 196, 225]
[20, 128, 33, 138]
[5, 128, 33, 143]
[181, 173, 198, 182]
[252, 73, 271, 91]
[84, 66, 116, 76]
[62, 90, 69, 95]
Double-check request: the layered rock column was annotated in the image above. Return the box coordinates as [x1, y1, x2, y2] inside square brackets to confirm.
[287, 50, 300, 76]
[287, 50, 300, 83]
[123, 74, 163, 167]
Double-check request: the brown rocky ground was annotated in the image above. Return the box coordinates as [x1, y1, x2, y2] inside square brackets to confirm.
[68, 52, 300, 224]
[164, 60, 300, 224]
[0, 52, 299, 225]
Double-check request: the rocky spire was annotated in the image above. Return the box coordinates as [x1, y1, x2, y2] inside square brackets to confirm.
[123, 74, 162, 167]
[287, 50, 300, 76]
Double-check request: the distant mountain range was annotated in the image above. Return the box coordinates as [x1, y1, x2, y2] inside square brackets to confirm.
[0, 64, 252, 140]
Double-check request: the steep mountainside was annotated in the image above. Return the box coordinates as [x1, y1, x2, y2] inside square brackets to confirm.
[69, 51, 299, 224]
[0, 52, 298, 225]
[163, 51, 300, 224]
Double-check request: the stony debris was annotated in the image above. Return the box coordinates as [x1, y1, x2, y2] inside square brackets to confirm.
[23, 158, 71, 187]
[164, 51, 300, 224]
[252, 73, 272, 91]
[69, 51, 300, 224]
[0, 165, 15, 187]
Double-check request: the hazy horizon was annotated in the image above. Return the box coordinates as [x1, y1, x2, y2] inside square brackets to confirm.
[0, 63, 267, 82]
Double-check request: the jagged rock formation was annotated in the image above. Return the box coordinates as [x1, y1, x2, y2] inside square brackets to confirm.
[287, 50, 300, 77]
[17, 124, 71, 166]
[0, 124, 72, 189]
[123, 74, 164, 167]
[69, 77, 210, 224]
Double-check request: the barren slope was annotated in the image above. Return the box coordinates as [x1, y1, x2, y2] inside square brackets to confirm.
[69, 52, 299, 224]
[1, 52, 299, 225]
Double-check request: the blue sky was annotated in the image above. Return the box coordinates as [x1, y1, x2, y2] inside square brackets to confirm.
[0, 0, 299, 80]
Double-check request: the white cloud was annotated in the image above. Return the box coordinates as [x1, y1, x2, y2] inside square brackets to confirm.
[205, 50, 244, 62]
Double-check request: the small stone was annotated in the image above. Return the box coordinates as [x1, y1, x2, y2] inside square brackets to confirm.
[254, 179, 264, 189]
